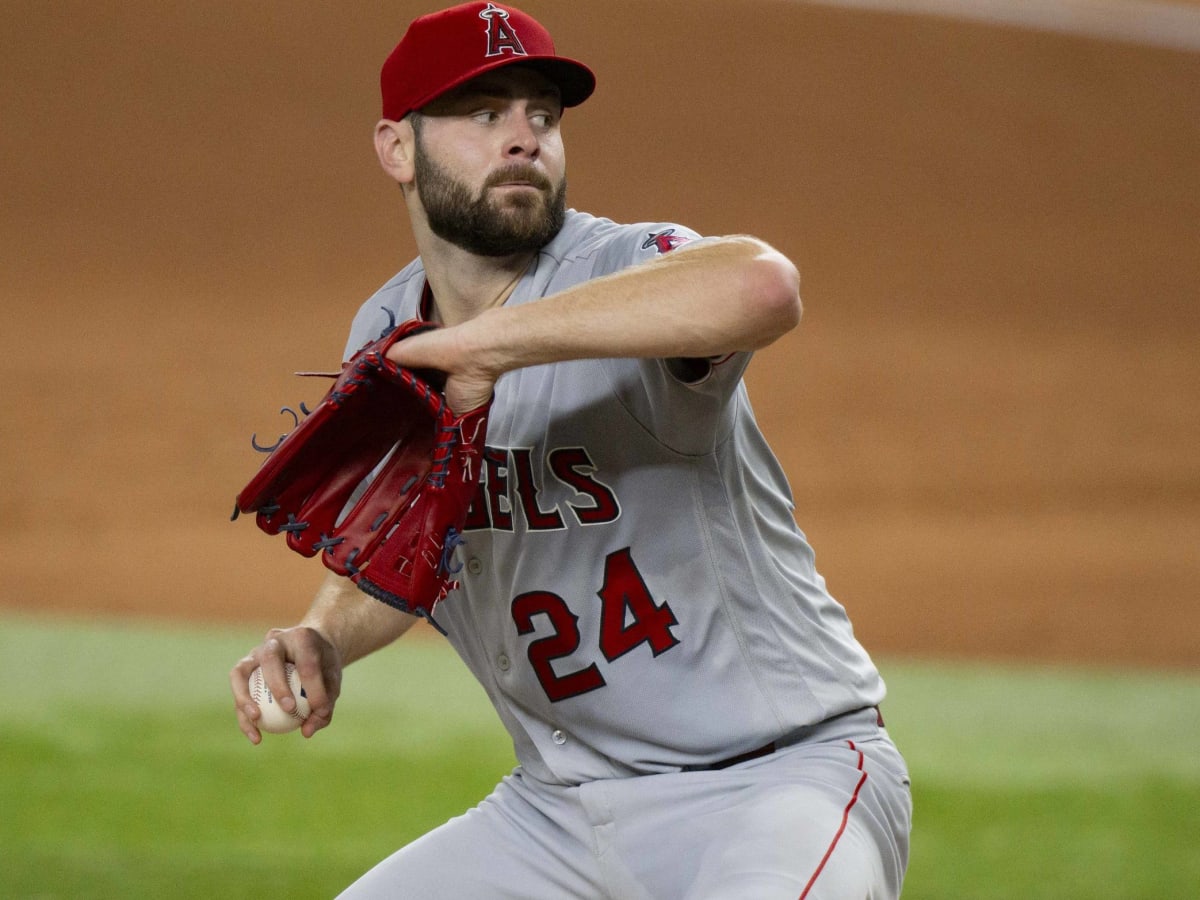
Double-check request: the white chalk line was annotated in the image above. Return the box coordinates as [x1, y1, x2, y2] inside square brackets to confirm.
[789, 0, 1200, 53]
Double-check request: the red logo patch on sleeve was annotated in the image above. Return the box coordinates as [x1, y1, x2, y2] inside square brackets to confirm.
[642, 228, 691, 255]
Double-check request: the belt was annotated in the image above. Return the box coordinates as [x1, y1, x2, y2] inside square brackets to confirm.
[684, 706, 885, 773]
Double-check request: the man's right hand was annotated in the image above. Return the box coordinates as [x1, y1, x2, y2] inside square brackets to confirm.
[230, 625, 343, 744]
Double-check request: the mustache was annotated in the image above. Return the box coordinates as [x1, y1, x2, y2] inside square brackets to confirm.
[483, 165, 553, 192]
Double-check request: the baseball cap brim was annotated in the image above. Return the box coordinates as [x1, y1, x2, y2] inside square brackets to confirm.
[406, 55, 595, 118]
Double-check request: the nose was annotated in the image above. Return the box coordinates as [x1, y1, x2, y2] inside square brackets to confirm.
[503, 115, 540, 160]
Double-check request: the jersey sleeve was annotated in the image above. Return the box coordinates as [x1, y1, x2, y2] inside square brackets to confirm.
[590, 222, 755, 456]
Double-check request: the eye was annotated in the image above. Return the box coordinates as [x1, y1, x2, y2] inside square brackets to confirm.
[529, 112, 557, 129]
[471, 109, 501, 125]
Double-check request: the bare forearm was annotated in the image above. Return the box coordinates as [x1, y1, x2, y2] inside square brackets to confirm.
[386, 235, 801, 410]
[301, 571, 420, 666]
[479, 235, 801, 371]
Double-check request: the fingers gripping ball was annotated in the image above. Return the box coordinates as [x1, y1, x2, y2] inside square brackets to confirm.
[248, 663, 311, 734]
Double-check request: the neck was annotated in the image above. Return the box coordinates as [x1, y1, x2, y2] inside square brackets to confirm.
[413, 225, 537, 327]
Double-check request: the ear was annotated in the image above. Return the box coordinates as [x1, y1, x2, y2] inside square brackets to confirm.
[374, 118, 415, 184]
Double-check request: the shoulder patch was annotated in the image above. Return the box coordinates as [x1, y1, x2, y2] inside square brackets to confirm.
[642, 228, 691, 255]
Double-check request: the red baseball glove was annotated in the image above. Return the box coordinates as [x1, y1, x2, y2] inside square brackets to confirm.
[233, 317, 490, 632]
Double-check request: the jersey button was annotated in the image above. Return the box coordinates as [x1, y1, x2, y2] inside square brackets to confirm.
[466, 557, 483, 575]
[497, 653, 511, 672]
[551, 729, 567, 746]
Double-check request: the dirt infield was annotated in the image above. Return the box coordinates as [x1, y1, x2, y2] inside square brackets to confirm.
[2, 1, 1197, 668]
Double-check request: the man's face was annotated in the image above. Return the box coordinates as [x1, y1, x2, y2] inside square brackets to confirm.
[410, 67, 568, 257]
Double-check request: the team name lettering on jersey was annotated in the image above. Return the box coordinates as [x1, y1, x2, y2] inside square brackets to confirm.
[464, 445, 621, 532]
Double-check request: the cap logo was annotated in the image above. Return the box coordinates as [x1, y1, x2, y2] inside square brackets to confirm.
[479, 3, 527, 58]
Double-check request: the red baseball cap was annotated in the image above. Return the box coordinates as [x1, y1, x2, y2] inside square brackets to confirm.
[380, 2, 596, 121]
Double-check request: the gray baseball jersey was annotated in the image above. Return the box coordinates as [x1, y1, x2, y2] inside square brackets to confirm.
[344, 209, 885, 787]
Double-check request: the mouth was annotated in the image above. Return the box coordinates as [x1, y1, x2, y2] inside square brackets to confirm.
[486, 168, 552, 193]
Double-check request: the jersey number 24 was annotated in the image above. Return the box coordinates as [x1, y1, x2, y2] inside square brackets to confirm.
[511, 548, 681, 702]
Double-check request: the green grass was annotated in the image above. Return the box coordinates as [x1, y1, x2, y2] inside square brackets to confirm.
[1, 614, 515, 899]
[2, 615, 1198, 899]
[880, 661, 1200, 899]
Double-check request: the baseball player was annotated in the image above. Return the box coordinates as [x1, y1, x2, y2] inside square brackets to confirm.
[230, 3, 912, 898]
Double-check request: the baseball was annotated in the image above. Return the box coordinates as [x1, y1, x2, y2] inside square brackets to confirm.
[248, 663, 311, 734]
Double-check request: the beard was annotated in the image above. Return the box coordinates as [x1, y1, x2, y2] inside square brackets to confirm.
[413, 144, 567, 257]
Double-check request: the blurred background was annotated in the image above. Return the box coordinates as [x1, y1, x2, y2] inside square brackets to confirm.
[3, 1, 1199, 897]
[3, 0, 1197, 666]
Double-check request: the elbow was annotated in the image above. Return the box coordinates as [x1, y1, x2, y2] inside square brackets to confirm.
[736, 239, 802, 347]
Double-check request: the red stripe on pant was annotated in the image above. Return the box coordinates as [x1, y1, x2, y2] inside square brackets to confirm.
[798, 740, 868, 900]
